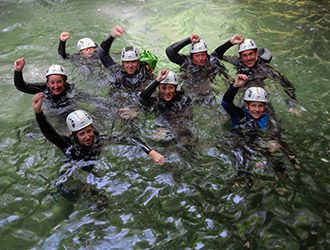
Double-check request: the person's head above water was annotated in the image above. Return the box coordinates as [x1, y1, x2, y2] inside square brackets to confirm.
[238, 38, 258, 68]
[77, 37, 97, 57]
[154, 70, 179, 102]
[243, 86, 269, 120]
[190, 34, 208, 66]
[45, 64, 68, 96]
[66, 110, 95, 147]
[121, 46, 141, 75]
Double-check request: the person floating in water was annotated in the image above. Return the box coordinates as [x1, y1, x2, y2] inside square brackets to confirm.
[165, 33, 231, 99]
[99, 26, 155, 91]
[215, 35, 301, 113]
[222, 74, 297, 184]
[32, 92, 165, 164]
[32, 92, 165, 205]
[14, 58, 76, 112]
[58, 29, 115, 68]
[139, 70, 193, 143]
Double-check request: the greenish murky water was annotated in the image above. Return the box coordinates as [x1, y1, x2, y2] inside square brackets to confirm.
[0, 0, 329, 249]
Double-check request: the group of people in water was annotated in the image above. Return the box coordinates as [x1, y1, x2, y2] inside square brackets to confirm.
[13, 25, 300, 202]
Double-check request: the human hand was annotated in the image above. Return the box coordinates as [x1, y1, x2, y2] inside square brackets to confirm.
[14, 58, 25, 71]
[190, 34, 200, 44]
[32, 92, 45, 114]
[155, 69, 169, 82]
[230, 34, 244, 45]
[111, 25, 125, 37]
[60, 32, 70, 41]
[149, 149, 165, 165]
[234, 74, 248, 87]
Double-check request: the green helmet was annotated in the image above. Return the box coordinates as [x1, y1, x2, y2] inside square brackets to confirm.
[139, 50, 158, 70]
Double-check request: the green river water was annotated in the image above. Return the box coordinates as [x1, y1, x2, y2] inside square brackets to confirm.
[0, 0, 329, 249]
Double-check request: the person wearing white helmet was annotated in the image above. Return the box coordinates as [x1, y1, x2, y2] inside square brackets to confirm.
[222, 74, 272, 129]
[165, 33, 230, 87]
[13, 58, 76, 110]
[140, 70, 191, 109]
[214, 34, 298, 108]
[98, 27, 154, 90]
[139, 70, 193, 142]
[58, 26, 122, 68]
[221, 74, 295, 177]
[32, 92, 166, 165]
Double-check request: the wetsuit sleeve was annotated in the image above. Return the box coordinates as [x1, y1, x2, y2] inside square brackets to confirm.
[105, 135, 152, 154]
[139, 80, 160, 105]
[58, 40, 69, 59]
[100, 35, 115, 54]
[98, 35, 117, 68]
[35, 111, 70, 152]
[165, 37, 191, 66]
[265, 65, 297, 100]
[14, 70, 46, 94]
[211, 40, 234, 59]
[221, 84, 245, 126]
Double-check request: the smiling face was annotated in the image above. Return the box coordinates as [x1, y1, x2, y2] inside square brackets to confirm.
[122, 60, 140, 75]
[240, 49, 258, 68]
[246, 101, 266, 119]
[191, 52, 208, 66]
[47, 75, 66, 95]
[74, 125, 95, 147]
[159, 84, 176, 102]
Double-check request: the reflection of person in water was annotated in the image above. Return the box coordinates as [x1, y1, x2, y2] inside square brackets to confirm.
[32, 92, 165, 205]
[139, 70, 193, 144]
[222, 74, 297, 184]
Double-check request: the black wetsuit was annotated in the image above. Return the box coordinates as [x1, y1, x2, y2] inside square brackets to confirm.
[165, 37, 231, 85]
[222, 84, 275, 130]
[140, 80, 191, 116]
[58, 37, 114, 68]
[221, 84, 291, 176]
[99, 35, 154, 90]
[214, 40, 296, 101]
[14, 70, 76, 110]
[35, 111, 153, 164]
[140, 80, 193, 141]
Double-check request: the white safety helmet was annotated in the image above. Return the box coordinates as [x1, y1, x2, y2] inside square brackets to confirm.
[244, 87, 269, 103]
[46, 64, 67, 79]
[66, 110, 93, 132]
[238, 39, 257, 53]
[190, 40, 208, 54]
[160, 71, 178, 86]
[121, 46, 140, 61]
[76, 37, 96, 51]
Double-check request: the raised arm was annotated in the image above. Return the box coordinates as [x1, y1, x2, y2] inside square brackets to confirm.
[165, 36, 193, 66]
[32, 93, 70, 151]
[14, 58, 45, 94]
[98, 26, 125, 68]
[139, 69, 169, 104]
[222, 74, 248, 126]
[58, 32, 71, 59]
[212, 34, 244, 59]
